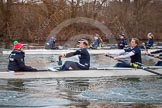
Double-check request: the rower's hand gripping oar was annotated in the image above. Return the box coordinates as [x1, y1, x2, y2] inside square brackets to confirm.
[105, 54, 162, 76]
[105, 54, 139, 68]
[48, 56, 62, 71]
[58, 56, 62, 66]
[54, 56, 62, 71]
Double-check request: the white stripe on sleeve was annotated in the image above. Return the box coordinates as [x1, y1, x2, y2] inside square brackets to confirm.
[108, 49, 125, 55]
[118, 51, 135, 59]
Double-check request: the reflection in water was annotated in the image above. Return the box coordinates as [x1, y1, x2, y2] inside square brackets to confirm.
[0, 77, 162, 107]
[81, 77, 162, 104]
[0, 79, 71, 107]
[7, 80, 25, 91]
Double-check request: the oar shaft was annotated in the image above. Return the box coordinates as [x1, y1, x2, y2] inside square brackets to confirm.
[105, 54, 131, 66]
[141, 68, 162, 76]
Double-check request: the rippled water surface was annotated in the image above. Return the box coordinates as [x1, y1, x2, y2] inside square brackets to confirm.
[0, 48, 162, 108]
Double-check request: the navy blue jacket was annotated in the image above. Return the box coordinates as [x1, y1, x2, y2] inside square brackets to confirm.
[65, 48, 90, 69]
[45, 37, 56, 49]
[145, 39, 154, 48]
[118, 39, 127, 49]
[125, 46, 142, 63]
[91, 39, 100, 49]
[8, 50, 37, 71]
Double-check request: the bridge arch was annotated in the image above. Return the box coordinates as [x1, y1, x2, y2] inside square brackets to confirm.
[48, 17, 116, 45]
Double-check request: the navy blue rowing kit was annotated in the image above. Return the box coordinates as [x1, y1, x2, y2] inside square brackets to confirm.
[45, 37, 57, 49]
[145, 38, 154, 48]
[91, 39, 100, 49]
[115, 46, 142, 67]
[60, 48, 90, 71]
[124, 46, 142, 63]
[8, 50, 37, 72]
[118, 39, 127, 49]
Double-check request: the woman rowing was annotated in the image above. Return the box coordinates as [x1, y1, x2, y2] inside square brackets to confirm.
[45, 36, 58, 49]
[59, 39, 90, 71]
[117, 34, 128, 49]
[90, 33, 103, 49]
[106, 38, 142, 67]
[143, 32, 154, 49]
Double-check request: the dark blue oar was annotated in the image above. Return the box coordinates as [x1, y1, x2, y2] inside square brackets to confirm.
[105, 54, 162, 76]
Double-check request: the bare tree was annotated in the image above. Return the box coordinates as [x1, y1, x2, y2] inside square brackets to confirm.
[0, 0, 162, 45]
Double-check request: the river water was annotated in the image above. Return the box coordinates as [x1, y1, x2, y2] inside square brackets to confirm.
[0, 48, 162, 108]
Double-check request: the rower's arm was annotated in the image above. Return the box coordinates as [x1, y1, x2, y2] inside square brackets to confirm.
[107, 50, 125, 55]
[65, 52, 75, 57]
[118, 51, 134, 59]
[65, 50, 81, 57]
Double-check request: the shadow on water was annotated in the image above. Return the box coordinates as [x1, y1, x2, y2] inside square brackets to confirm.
[0, 76, 162, 107]
[117, 77, 141, 82]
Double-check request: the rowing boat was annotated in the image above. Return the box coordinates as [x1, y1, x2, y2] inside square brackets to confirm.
[2, 49, 123, 55]
[2, 49, 159, 55]
[0, 67, 162, 79]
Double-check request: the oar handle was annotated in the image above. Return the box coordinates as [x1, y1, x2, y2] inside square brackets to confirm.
[105, 54, 134, 67]
[106, 54, 150, 69]
[105, 54, 125, 62]
[105, 54, 113, 59]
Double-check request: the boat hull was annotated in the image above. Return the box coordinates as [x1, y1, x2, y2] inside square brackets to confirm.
[2, 49, 159, 55]
[0, 68, 162, 79]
